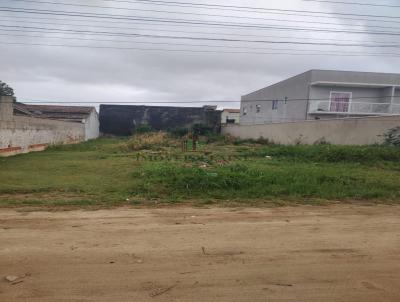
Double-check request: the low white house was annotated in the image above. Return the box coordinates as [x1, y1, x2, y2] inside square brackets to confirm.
[221, 109, 240, 124]
[14, 103, 100, 140]
[1, 96, 97, 156]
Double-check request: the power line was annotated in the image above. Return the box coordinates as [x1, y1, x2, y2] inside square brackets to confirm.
[1, 24, 399, 48]
[2, 31, 400, 56]
[98, 0, 400, 25]
[1, 8, 400, 38]
[303, 0, 400, 8]
[8, 0, 400, 32]
[3, 40, 400, 57]
[3, 2, 400, 26]
[99, 0, 400, 19]
[2, 15, 398, 45]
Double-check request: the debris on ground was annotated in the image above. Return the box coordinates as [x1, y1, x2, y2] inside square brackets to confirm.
[5, 276, 19, 282]
[4, 273, 31, 285]
[273, 283, 293, 287]
[149, 283, 178, 297]
[199, 163, 209, 169]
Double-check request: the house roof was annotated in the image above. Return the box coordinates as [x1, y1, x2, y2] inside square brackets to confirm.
[14, 103, 96, 123]
[223, 109, 240, 113]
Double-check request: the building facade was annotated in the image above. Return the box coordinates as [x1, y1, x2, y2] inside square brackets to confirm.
[221, 109, 240, 125]
[240, 70, 400, 125]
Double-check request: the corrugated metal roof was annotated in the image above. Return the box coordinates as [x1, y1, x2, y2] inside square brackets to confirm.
[14, 103, 95, 122]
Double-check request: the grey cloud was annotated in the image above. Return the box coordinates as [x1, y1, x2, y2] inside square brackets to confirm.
[0, 0, 399, 108]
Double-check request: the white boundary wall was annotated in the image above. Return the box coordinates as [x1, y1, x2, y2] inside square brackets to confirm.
[0, 116, 84, 147]
[222, 116, 400, 145]
[0, 96, 85, 156]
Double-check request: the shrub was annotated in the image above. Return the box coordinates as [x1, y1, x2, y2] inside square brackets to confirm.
[232, 137, 275, 146]
[168, 124, 217, 139]
[383, 127, 400, 147]
[168, 127, 189, 138]
[135, 123, 152, 134]
[192, 123, 214, 136]
[119, 132, 175, 151]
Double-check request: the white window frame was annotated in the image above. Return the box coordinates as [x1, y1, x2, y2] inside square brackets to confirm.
[329, 91, 352, 113]
[256, 104, 261, 113]
[242, 106, 248, 116]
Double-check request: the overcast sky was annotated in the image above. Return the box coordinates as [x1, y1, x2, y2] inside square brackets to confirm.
[0, 0, 399, 109]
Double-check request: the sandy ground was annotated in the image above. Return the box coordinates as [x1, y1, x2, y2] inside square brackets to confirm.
[0, 205, 400, 302]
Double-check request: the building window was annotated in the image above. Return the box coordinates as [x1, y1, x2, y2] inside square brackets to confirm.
[256, 104, 261, 113]
[272, 100, 279, 110]
[243, 107, 247, 116]
[330, 92, 351, 113]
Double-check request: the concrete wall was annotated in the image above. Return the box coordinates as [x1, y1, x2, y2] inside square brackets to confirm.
[240, 71, 311, 124]
[222, 116, 400, 145]
[84, 110, 100, 140]
[0, 96, 85, 156]
[100, 105, 221, 136]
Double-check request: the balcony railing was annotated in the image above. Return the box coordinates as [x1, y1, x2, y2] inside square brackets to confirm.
[308, 101, 400, 115]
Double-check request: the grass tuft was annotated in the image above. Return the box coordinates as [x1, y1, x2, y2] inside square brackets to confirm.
[117, 132, 177, 152]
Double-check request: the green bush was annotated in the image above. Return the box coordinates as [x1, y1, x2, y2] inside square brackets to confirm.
[168, 124, 217, 138]
[383, 127, 400, 147]
[135, 123, 152, 134]
[232, 137, 274, 146]
[192, 123, 214, 136]
[168, 127, 189, 138]
[118, 132, 176, 151]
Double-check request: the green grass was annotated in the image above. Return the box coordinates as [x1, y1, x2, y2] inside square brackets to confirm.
[0, 135, 400, 207]
[133, 161, 400, 201]
[240, 144, 400, 163]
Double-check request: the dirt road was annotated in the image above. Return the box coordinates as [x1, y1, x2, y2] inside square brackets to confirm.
[1, 205, 400, 301]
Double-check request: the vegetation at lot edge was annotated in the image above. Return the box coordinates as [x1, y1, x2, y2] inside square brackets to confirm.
[0, 133, 400, 207]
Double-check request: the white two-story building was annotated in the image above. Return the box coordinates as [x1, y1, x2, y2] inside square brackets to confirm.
[240, 70, 400, 125]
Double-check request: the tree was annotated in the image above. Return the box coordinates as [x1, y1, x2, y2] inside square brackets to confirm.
[0, 81, 16, 101]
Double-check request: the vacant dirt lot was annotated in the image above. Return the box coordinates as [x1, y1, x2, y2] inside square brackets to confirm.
[0, 205, 400, 302]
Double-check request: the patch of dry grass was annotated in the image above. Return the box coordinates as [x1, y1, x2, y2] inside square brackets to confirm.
[118, 132, 178, 152]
